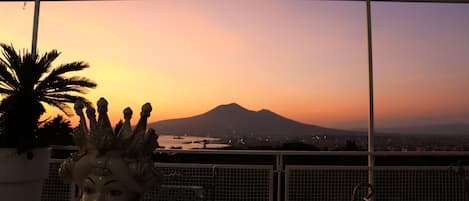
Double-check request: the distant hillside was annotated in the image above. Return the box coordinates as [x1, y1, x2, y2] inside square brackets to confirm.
[149, 103, 360, 137]
[377, 123, 469, 135]
[351, 123, 469, 135]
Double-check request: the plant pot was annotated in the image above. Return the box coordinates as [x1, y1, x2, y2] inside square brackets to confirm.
[0, 147, 51, 201]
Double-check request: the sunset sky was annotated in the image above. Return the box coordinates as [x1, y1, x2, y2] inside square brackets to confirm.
[0, 0, 468, 128]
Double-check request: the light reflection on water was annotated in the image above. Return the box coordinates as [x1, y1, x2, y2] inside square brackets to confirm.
[157, 135, 230, 150]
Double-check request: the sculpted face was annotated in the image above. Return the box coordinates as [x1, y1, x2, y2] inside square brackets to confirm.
[73, 152, 144, 201]
[81, 173, 139, 201]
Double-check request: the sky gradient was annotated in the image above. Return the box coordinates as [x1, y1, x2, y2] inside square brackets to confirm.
[1, 0, 468, 128]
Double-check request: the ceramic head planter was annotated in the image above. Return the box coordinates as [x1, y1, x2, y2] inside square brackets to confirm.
[59, 98, 162, 201]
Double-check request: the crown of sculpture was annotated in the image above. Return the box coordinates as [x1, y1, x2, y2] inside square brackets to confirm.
[60, 98, 161, 201]
[72, 97, 157, 155]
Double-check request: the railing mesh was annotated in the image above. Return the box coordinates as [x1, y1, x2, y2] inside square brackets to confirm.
[143, 164, 274, 201]
[41, 161, 73, 201]
[286, 166, 368, 201]
[374, 167, 465, 201]
[212, 165, 273, 201]
[144, 164, 214, 201]
[41, 161, 273, 201]
[285, 166, 468, 201]
[41, 159, 469, 201]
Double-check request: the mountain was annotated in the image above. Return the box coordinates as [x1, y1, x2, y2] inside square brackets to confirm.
[149, 103, 359, 137]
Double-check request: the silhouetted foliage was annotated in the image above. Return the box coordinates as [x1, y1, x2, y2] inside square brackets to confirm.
[0, 43, 96, 155]
[334, 140, 364, 151]
[37, 115, 73, 145]
[222, 141, 321, 151]
[279, 141, 321, 151]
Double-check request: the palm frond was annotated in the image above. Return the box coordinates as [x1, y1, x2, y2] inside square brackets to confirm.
[0, 87, 14, 95]
[36, 62, 90, 91]
[0, 78, 16, 92]
[0, 61, 20, 90]
[41, 94, 88, 116]
[52, 61, 89, 76]
[0, 44, 20, 89]
[0, 43, 21, 73]
[0, 95, 14, 111]
[41, 99, 74, 116]
[37, 76, 96, 93]
[44, 86, 88, 94]
[65, 76, 97, 88]
[37, 50, 60, 74]
[17, 51, 48, 88]
[42, 93, 85, 104]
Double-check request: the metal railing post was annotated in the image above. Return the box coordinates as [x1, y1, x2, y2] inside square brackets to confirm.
[276, 153, 284, 201]
[366, 0, 375, 200]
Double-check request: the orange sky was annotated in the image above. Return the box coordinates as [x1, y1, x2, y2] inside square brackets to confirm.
[1, 1, 468, 128]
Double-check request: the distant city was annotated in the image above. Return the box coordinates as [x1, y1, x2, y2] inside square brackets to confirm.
[150, 103, 469, 151]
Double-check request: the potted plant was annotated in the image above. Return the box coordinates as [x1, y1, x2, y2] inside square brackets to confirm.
[0, 43, 96, 201]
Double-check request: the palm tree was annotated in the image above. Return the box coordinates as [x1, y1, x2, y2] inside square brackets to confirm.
[0, 43, 97, 154]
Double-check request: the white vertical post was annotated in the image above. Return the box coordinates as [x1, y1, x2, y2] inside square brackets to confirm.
[366, 0, 375, 200]
[32, 0, 41, 56]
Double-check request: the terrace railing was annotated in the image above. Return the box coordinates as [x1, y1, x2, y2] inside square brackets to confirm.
[41, 147, 469, 201]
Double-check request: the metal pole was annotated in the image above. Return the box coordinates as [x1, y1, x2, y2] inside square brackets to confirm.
[32, 0, 40, 56]
[276, 153, 283, 201]
[366, 0, 375, 200]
